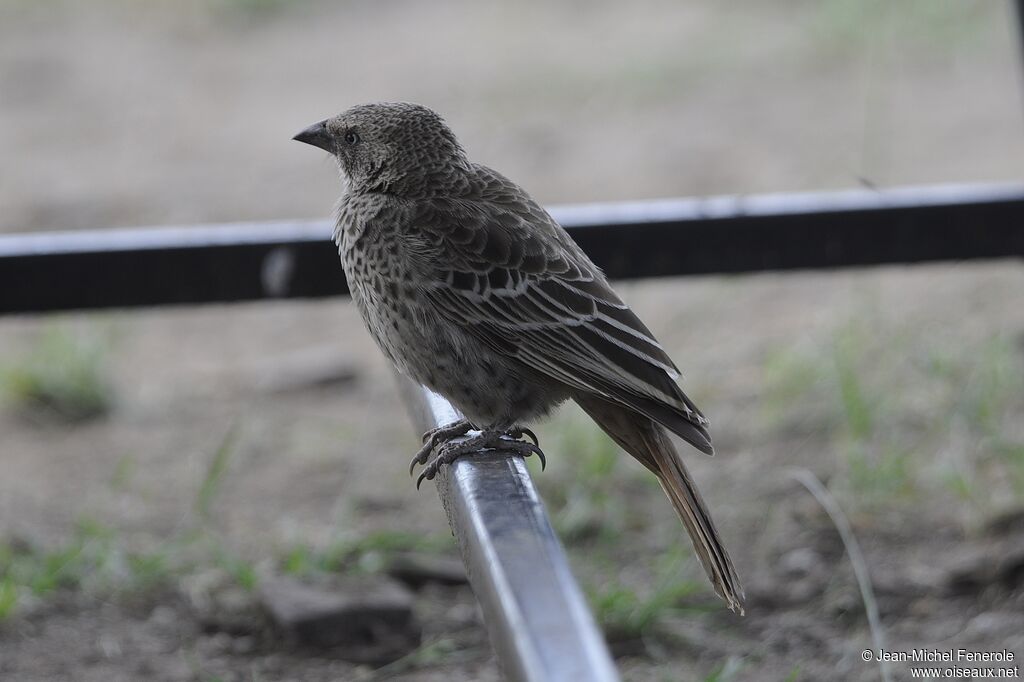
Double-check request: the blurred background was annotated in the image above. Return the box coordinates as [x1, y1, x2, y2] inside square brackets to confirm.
[1, 1, 1023, 680]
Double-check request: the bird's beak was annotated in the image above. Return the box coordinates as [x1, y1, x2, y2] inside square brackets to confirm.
[292, 120, 333, 152]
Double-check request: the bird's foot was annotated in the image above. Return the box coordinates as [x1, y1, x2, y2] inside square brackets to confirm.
[503, 425, 539, 446]
[409, 419, 474, 475]
[414, 427, 546, 489]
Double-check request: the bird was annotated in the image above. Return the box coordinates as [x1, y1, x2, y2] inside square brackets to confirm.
[293, 102, 744, 613]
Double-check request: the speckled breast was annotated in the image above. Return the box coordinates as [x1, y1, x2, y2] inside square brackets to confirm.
[334, 196, 566, 427]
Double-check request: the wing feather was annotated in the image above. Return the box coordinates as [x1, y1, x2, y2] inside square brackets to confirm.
[405, 165, 711, 443]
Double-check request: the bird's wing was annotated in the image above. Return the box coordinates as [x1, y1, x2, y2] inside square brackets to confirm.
[405, 167, 712, 451]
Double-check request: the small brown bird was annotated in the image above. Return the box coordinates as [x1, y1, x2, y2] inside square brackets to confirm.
[293, 102, 743, 613]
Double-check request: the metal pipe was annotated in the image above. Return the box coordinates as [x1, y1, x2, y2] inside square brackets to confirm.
[397, 378, 620, 682]
[1, 182, 1022, 315]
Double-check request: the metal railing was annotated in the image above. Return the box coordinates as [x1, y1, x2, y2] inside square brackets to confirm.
[2, 183, 1023, 681]
[399, 380, 619, 682]
[2, 183, 1022, 315]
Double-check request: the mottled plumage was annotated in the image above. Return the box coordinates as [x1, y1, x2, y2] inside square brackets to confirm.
[294, 102, 743, 613]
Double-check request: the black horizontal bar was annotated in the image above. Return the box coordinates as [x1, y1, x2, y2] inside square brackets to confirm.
[1, 183, 1022, 315]
[0, 222, 340, 314]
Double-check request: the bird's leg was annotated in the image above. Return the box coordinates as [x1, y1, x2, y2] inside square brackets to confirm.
[416, 427, 546, 489]
[409, 419, 474, 475]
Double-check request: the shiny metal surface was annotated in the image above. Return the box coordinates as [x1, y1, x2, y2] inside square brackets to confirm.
[398, 378, 620, 682]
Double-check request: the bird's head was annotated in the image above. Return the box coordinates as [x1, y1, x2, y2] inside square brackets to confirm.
[292, 102, 467, 196]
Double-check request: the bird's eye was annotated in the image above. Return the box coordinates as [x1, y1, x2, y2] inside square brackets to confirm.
[344, 131, 360, 145]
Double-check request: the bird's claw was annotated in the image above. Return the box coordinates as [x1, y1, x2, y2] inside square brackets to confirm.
[414, 429, 546, 489]
[415, 466, 434, 490]
[415, 438, 476, 488]
[409, 419, 473, 475]
[504, 426, 539, 446]
[499, 435, 546, 470]
[408, 440, 434, 476]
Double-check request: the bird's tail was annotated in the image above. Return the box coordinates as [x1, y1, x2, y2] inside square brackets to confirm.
[574, 394, 745, 614]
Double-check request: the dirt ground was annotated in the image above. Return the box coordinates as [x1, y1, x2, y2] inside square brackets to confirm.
[2, 2, 1024, 681]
